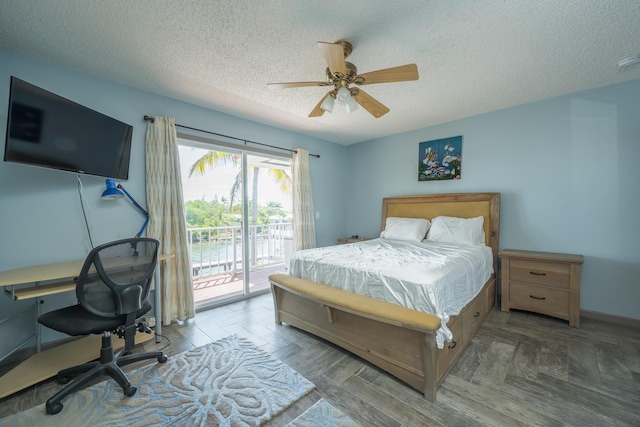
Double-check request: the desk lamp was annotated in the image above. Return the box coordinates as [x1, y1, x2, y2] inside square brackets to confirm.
[101, 178, 149, 238]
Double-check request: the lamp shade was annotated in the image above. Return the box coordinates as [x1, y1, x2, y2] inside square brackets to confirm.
[101, 178, 124, 199]
[336, 86, 359, 114]
[320, 95, 335, 112]
[345, 95, 359, 114]
[336, 86, 351, 103]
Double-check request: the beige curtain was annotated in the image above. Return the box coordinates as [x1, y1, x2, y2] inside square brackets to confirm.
[145, 117, 195, 325]
[291, 148, 316, 251]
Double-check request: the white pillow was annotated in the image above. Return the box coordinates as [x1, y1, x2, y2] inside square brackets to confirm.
[380, 217, 431, 242]
[426, 216, 486, 245]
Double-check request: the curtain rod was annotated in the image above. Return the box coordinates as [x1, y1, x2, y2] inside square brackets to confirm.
[143, 115, 319, 158]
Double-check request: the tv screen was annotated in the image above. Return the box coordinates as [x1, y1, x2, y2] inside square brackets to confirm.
[4, 76, 133, 179]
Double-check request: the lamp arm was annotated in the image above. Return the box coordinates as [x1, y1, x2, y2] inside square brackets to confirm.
[117, 184, 149, 218]
[117, 184, 150, 237]
[135, 218, 149, 239]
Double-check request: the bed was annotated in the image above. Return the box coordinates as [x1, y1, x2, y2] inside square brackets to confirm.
[268, 192, 500, 401]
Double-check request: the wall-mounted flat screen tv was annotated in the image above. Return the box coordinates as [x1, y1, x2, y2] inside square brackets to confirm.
[3, 76, 133, 179]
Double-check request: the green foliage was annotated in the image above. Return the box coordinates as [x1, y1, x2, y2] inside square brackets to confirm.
[185, 198, 289, 229]
[187, 150, 291, 214]
[185, 149, 292, 245]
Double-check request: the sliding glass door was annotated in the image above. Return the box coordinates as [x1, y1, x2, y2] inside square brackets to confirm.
[178, 139, 292, 309]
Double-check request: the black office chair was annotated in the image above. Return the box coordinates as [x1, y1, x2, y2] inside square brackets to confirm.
[38, 237, 168, 415]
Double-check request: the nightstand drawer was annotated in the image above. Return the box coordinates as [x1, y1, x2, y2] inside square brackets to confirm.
[509, 259, 570, 288]
[500, 249, 583, 327]
[509, 282, 569, 320]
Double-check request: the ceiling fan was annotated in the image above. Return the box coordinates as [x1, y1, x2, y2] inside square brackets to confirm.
[267, 41, 419, 118]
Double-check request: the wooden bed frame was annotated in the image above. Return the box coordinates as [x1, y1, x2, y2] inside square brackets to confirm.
[269, 192, 500, 401]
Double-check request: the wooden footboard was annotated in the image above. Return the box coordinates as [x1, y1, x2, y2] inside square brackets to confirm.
[269, 273, 496, 401]
[271, 192, 500, 400]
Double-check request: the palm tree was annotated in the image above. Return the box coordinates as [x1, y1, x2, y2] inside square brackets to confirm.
[188, 150, 291, 266]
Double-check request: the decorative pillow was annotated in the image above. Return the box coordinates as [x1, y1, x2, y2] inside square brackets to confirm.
[426, 216, 486, 245]
[380, 217, 431, 242]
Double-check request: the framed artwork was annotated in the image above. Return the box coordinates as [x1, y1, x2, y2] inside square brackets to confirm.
[418, 135, 462, 181]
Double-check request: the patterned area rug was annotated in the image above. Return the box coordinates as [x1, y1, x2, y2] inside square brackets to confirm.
[286, 399, 361, 427]
[0, 335, 315, 427]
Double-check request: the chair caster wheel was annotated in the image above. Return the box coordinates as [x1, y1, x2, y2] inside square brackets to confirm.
[124, 386, 137, 397]
[46, 402, 63, 415]
[158, 354, 168, 363]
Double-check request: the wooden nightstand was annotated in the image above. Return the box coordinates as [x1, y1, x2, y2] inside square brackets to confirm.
[499, 249, 584, 327]
[337, 237, 371, 244]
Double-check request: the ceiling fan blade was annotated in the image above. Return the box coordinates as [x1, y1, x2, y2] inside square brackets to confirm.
[267, 81, 331, 89]
[352, 89, 390, 118]
[318, 41, 346, 76]
[309, 92, 331, 117]
[354, 64, 419, 85]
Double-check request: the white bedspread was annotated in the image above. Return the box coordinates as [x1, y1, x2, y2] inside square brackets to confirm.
[289, 238, 493, 348]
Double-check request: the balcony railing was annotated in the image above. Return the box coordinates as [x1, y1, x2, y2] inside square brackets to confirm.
[186, 223, 292, 303]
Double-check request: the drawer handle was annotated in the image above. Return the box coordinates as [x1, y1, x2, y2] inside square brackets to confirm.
[529, 271, 546, 276]
[474, 311, 480, 318]
[448, 340, 457, 349]
[529, 295, 546, 300]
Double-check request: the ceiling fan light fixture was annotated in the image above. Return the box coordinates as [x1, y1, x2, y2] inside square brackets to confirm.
[345, 94, 359, 114]
[320, 94, 335, 112]
[336, 86, 352, 103]
[268, 40, 418, 119]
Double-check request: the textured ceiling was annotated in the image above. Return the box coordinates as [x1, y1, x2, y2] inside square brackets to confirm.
[1, 0, 640, 145]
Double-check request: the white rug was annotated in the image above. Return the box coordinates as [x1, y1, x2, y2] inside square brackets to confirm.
[287, 399, 361, 427]
[0, 335, 315, 427]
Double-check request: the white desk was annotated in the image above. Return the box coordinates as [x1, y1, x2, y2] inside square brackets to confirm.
[0, 254, 171, 398]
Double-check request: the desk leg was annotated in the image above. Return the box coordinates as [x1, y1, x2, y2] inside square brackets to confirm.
[36, 295, 42, 353]
[154, 264, 162, 343]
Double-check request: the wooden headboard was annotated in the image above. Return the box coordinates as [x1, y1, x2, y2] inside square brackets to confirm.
[381, 193, 500, 273]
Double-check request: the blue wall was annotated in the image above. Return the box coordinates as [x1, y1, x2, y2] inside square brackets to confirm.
[0, 49, 348, 343]
[346, 79, 640, 320]
[1, 46, 638, 350]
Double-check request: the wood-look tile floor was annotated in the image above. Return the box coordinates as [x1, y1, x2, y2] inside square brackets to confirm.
[1, 293, 639, 426]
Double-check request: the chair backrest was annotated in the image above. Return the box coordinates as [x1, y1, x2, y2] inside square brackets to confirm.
[76, 238, 159, 318]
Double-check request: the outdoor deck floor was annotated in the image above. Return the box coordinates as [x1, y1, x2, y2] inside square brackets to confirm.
[192, 263, 285, 304]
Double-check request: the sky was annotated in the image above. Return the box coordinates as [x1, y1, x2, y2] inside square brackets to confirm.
[178, 145, 292, 211]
